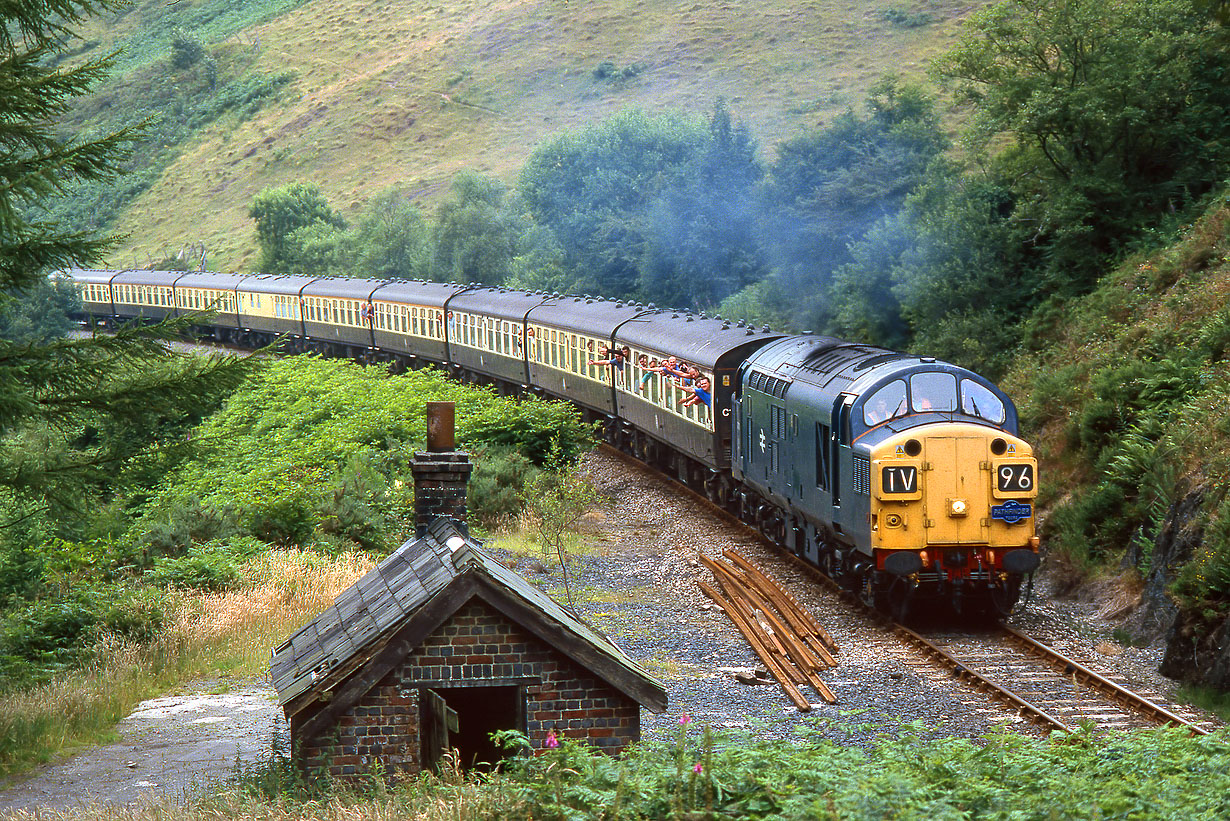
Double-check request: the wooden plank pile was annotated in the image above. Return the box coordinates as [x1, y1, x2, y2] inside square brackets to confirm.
[698, 549, 840, 710]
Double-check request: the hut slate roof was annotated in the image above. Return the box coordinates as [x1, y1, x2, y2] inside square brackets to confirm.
[271, 517, 667, 718]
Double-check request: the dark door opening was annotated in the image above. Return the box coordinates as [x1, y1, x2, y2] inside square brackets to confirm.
[421, 685, 524, 772]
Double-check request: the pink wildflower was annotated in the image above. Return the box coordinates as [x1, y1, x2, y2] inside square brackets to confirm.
[679, 713, 692, 725]
[545, 730, 559, 749]
[693, 762, 703, 773]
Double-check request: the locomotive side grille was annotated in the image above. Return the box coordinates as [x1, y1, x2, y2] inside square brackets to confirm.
[853, 455, 871, 495]
[749, 370, 790, 397]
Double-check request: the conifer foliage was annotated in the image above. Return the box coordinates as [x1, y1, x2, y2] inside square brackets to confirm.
[0, 1, 251, 515]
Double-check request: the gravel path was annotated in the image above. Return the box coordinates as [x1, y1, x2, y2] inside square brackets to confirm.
[1, 448, 1220, 813]
[0, 680, 287, 816]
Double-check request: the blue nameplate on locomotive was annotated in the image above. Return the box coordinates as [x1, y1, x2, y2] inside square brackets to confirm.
[991, 500, 1032, 524]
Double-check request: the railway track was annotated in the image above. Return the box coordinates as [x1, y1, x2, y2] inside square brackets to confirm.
[776, 549, 1211, 735]
[597, 448, 1215, 737]
[893, 622, 1208, 735]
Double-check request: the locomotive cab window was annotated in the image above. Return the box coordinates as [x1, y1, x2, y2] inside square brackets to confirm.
[863, 380, 906, 426]
[910, 372, 956, 413]
[960, 379, 1006, 424]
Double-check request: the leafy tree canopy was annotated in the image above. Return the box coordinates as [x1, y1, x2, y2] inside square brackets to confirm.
[1, 0, 253, 527]
[934, 0, 1230, 290]
[432, 171, 529, 285]
[519, 108, 710, 298]
[248, 182, 346, 272]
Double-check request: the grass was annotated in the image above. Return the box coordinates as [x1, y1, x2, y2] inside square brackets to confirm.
[16, 722, 1230, 819]
[0, 549, 373, 777]
[1176, 685, 1230, 723]
[62, 0, 990, 270]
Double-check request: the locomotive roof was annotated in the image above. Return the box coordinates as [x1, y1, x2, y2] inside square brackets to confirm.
[527, 296, 651, 338]
[447, 286, 549, 320]
[302, 276, 389, 298]
[235, 273, 318, 294]
[617, 312, 784, 370]
[746, 335, 914, 391]
[110, 269, 183, 287]
[371, 280, 466, 307]
[174, 271, 249, 289]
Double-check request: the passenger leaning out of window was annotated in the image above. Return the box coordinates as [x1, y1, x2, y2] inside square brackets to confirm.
[589, 346, 626, 368]
[680, 376, 712, 408]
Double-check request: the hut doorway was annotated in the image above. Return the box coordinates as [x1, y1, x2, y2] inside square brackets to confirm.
[420, 684, 524, 772]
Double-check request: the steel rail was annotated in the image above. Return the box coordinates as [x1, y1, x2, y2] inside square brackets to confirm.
[890, 621, 1074, 733]
[774, 550, 1211, 735]
[997, 624, 1209, 736]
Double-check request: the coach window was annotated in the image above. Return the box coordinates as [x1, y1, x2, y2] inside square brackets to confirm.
[911, 372, 956, 413]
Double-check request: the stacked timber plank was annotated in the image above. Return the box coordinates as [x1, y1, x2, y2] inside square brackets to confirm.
[698, 550, 840, 710]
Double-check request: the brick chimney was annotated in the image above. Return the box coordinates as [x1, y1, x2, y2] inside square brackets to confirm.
[411, 402, 473, 537]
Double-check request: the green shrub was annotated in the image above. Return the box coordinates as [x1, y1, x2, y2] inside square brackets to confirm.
[0, 588, 166, 687]
[1045, 482, 1138, 564]
[879, 7, 936, 27]
[138, 494, 242, 559]
[245, 496, 317, 549]
[169, 27, 205, 69]
[1172, 493, 1230, 617]
[468, 447, 540, 528]
[145, 547, 242, 592]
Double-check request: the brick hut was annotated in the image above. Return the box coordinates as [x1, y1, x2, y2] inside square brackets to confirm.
[270, 405, 666, 778]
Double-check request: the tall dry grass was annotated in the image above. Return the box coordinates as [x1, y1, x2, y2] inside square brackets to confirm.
[0, 550, 374, 777]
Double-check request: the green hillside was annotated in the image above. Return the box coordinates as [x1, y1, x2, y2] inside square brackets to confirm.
[64, 0, 982, 270]
[1004, 187, 1230, 673]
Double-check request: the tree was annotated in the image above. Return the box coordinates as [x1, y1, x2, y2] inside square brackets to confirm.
[523, 465, 598, 613]
[353, 187, 432, 280]
[248, 182, 345, 272]
[636, 99, 768, 310]
[0, 1, 252, 525]
[934, 0, 1230, 291]
[519, 109, 710, 298]
[432, 172, 525, 284]
[0, 275, 80, 345]
[759, 76, 947, 331]
[1, 1, 136, 293]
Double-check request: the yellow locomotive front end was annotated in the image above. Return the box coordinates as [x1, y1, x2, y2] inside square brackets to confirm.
[869, 422, 1039, 615]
